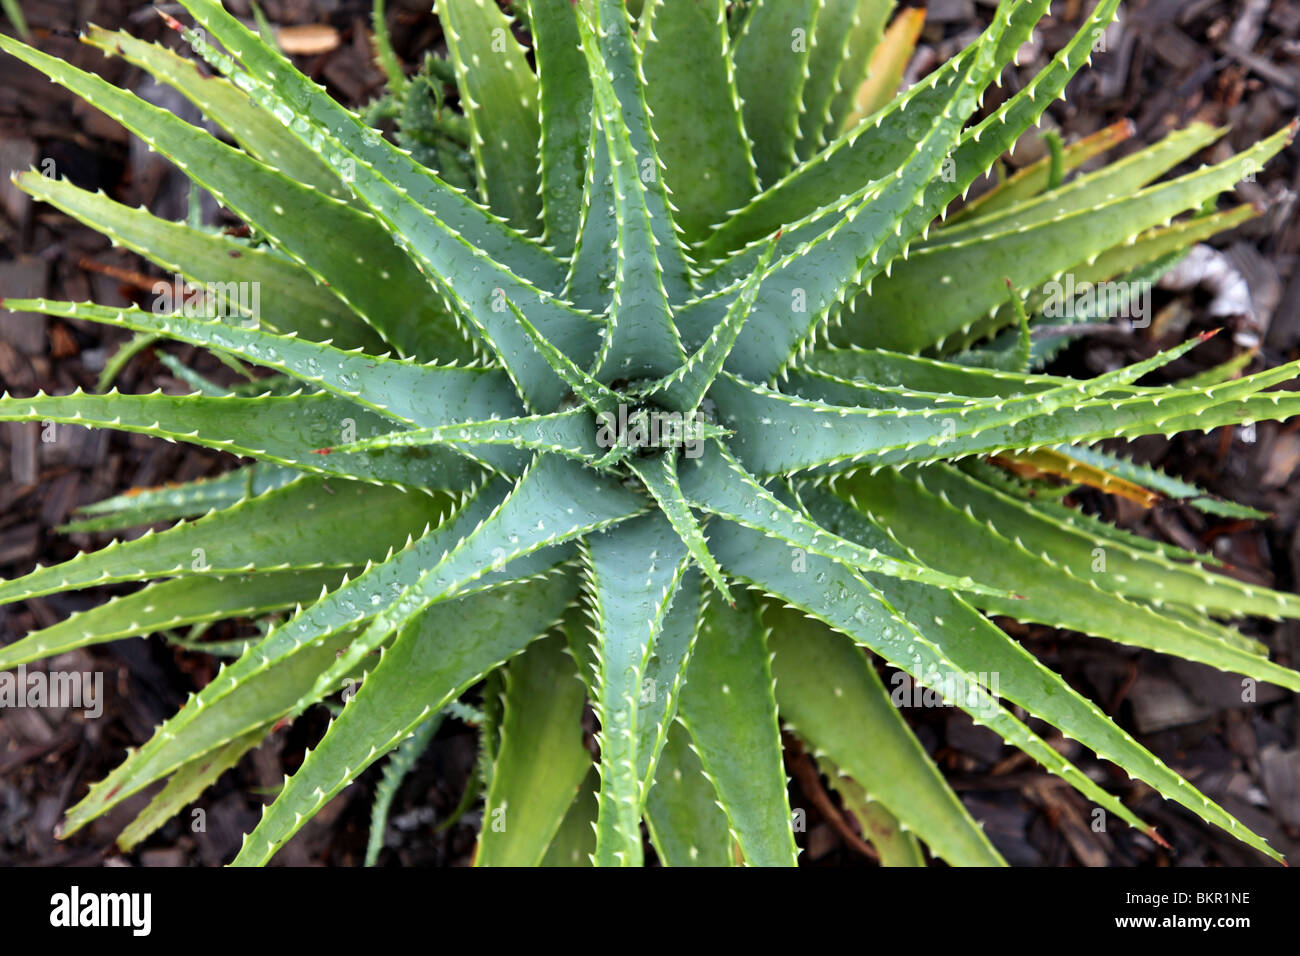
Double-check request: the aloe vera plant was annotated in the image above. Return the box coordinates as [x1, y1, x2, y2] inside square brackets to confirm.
[2, 0, 1299, 867]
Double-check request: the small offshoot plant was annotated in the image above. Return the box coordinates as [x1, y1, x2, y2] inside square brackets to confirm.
[1, 0, 1298, 867]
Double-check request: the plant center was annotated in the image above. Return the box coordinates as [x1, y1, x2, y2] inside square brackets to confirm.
[593, 389, 709, 462]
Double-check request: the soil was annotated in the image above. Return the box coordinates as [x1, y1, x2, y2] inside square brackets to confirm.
[1, 0, 1299, 867]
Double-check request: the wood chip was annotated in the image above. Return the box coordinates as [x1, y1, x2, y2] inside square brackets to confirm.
[1129, 670, 1213, 733]
[1261, 431, 1300, 488]
[1227, 0, 1270, 53]
[1259, 744, 1300, 829]
[276, 24, 340, 56]
[38, 472, 79, 527]
[0, 519, 38, 566]
[0, 257, 49, 355]
[1028, 782, 1110, 867]
[0, 138, 37, 228]
[6, 421, 37, 487]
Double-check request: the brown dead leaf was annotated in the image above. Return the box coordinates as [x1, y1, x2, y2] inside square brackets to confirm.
[990, 448, 1160, 507]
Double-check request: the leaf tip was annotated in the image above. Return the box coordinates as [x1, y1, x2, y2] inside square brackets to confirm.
[156, 9, 184, 33]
